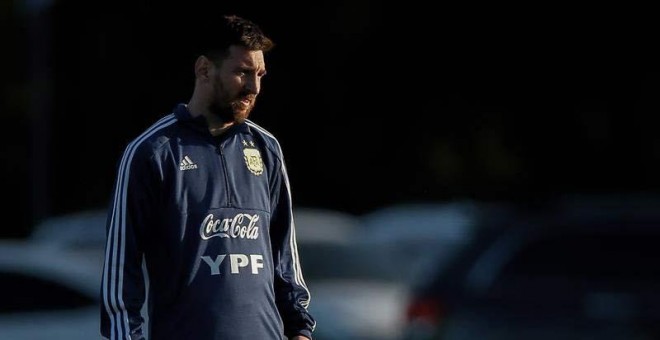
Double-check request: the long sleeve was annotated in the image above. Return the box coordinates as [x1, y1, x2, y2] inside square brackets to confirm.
[100, 145, 156, 340]
[270, 157, 316, 339]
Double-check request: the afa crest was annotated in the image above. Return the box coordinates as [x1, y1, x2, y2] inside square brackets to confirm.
[243, 144, 264, 176]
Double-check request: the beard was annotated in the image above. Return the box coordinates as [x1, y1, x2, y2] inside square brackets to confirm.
[208, 77, 256, 124]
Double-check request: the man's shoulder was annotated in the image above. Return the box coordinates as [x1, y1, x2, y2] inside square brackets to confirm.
[245, 119, 283, 153]
[245, 119, 278, 140]
[125, 113, 179, 154]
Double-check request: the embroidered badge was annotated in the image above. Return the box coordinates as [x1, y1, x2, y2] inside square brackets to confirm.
[243, 140, 264, 176]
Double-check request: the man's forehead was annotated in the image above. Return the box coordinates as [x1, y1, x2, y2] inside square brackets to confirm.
[227, 45, 265, 66]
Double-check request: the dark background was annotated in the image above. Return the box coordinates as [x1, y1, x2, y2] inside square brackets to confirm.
[2, 0, 658, 238]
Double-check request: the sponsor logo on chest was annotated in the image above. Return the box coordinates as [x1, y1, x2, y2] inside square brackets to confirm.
[200, 213, 260, 240]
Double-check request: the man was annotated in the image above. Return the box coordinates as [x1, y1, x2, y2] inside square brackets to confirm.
[100, 15, 315, 340]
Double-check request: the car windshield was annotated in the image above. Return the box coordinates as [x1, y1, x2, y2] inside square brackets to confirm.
[500, 226, 660, 282]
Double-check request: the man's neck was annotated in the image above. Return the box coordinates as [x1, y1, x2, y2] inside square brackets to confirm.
[187, 99, 234, 136]
[208, 123, 234, 136]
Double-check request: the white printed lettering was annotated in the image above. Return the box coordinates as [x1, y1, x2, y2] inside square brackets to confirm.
[201, 253, 264, 275]
[200, 213, 260, 240]
[201, 255, 227, 275]
[230, 254, 249, 274]
[250, 254, 264, 274]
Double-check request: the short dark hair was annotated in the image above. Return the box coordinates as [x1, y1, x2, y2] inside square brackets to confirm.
[199, 15, 275, 63]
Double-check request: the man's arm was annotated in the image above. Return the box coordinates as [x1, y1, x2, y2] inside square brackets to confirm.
[270, 156, 316, 340]
[100, 146, 155, 340]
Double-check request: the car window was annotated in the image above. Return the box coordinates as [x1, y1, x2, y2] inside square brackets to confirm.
[499, 230, 660, 282]
[0, 271, 95, 313]
[484, 226, 660, 299]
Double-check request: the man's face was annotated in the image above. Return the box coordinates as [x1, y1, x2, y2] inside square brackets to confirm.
[208, 45, 267, 124]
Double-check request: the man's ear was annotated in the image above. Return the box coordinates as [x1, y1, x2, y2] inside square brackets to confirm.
[194, 55, 213, 81]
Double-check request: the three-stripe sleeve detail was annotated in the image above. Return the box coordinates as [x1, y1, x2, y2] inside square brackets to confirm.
[102, 115, 176, 339]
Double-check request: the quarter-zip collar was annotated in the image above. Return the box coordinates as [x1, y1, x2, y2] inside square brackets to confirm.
[173, 103, 252, 137]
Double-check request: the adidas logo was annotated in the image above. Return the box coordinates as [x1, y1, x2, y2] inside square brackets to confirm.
[180, 155, 198, 171]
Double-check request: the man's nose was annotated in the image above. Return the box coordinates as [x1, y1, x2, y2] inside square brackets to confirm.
[245, 76, 260, 95]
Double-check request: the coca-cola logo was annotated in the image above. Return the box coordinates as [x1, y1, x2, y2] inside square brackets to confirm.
[200, 213, 260, 240]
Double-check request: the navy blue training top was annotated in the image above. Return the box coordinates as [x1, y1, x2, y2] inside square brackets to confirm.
[100, 104, 315, 340]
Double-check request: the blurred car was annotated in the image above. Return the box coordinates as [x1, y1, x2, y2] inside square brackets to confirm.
[29, 208, 108, 252]
[345, 200, 517, 339]
[293, 207, 362, 244]
[299, 201, 517, 339]
[300, 242, 409, 340]
[402, 196, 660, 340]
[0, 240, 103, 339]
[294, 207, 408, 340]
[357, 200, 516, 285]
